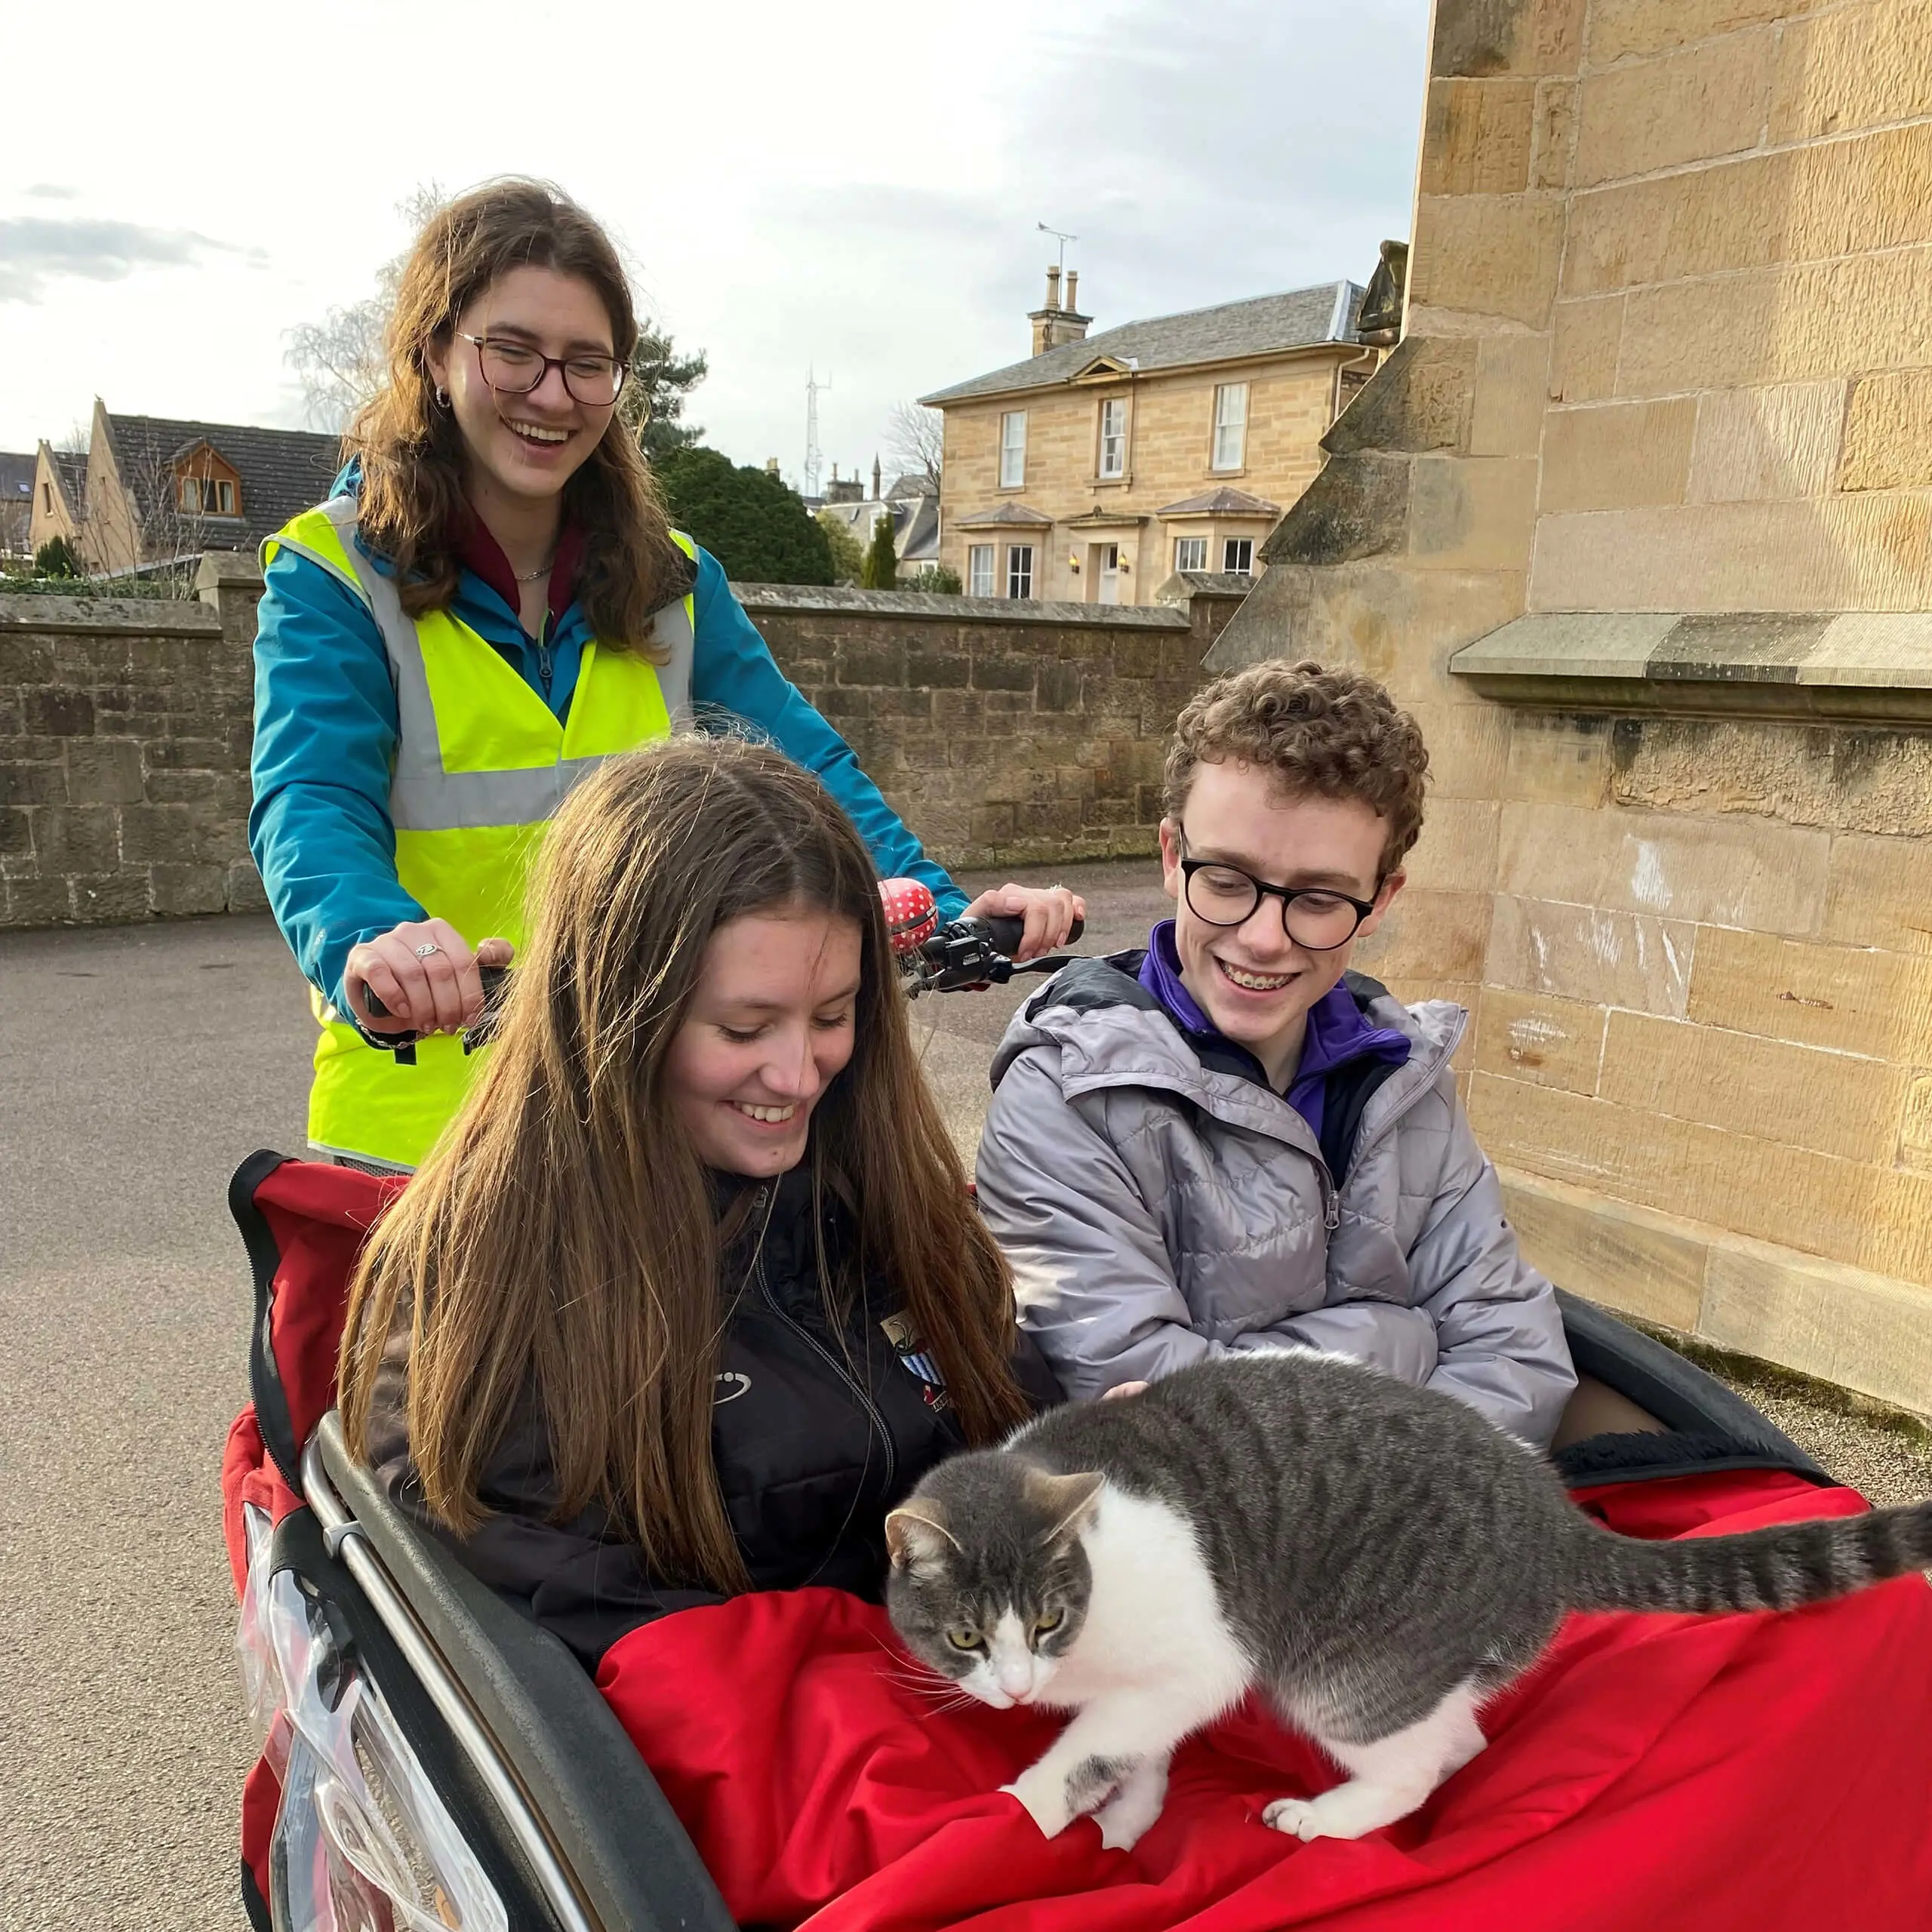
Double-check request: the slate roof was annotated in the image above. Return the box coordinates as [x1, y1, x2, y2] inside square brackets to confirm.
[103, 413, 342, 549]
[1, 451, 34, 503]
[1155, 485, 1282, 518]
[921, 281, 1364, 406]
[951, 501, 1055, 528]
[814, 488, 941, 565]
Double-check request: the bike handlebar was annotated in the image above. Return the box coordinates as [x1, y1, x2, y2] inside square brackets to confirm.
[352, 915, 1084, 1054]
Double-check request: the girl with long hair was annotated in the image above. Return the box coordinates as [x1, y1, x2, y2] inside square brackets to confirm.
[251, 177, 1079, 1174]
[337, 736, 1053, 1665]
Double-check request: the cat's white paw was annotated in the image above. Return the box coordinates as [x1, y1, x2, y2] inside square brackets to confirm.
[1000, 1767, 1073, 1839]
[1263, 1782, 1401, 1842]
[1093, 1761, 1169, 1851]
[1263, 1796, 1326, 1841]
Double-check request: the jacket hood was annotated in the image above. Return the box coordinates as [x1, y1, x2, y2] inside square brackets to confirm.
[990, 954, 1466, 1148]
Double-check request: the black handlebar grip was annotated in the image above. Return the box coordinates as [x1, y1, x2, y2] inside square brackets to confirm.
[981, 912, 1084, 956]
[358, 960, 510, 1024]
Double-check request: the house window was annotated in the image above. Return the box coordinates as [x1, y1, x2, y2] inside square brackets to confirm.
[216, 479, 236, 515]
[1223, 537, 1254, 575]
[968, 543, 995, 596]
[1174, 535, 1208, 573]
[180, 475, 202, 512]
[42, 483, 51, 512]
[1006, 544, 1035, 599]
[999, 411, 1027, 488]
[1098, 397, 1127, 479]
[1211, 382, 1248, 471]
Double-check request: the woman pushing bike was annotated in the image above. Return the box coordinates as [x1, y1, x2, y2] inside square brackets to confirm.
[249, 177, 1080, 1172]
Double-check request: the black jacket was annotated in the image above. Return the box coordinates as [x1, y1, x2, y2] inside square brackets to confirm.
[365, 1166, 1060, 1669]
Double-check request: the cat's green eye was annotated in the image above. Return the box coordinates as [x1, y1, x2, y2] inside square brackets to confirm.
[1034, 1607, 1064, 1635]
[945, 1626, 983, 1652]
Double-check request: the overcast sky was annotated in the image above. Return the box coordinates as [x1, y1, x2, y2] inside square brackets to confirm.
[2, 0, 1429, 485]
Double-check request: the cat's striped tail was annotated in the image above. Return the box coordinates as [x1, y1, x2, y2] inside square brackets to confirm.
[1567, 1500, 1932, 1616]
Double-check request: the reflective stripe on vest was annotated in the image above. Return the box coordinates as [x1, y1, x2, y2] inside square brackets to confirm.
[262, 498, 696, 1169]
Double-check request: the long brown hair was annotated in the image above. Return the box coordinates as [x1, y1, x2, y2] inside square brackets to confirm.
[338, 737, 1030, 1592]
[346, 177, 689, 648]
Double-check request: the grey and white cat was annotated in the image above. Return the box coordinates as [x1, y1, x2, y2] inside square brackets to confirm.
[885, 1352, 1932, 1850]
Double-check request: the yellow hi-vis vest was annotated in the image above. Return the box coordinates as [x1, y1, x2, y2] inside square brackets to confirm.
[263, 495, 694, 1171]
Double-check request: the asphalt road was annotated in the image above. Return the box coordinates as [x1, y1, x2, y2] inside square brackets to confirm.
[0, 859, 1162, 1931]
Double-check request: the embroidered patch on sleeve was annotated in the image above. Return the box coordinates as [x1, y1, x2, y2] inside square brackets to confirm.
[880, 1312, 952, 1412]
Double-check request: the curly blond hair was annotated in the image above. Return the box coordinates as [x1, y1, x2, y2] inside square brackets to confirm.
[1163, 659, 1429, 876]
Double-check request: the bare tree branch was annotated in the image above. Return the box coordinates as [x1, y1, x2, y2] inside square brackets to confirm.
[884, 401, 943, 493]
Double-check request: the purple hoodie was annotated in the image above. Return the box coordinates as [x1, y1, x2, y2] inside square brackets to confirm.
[1136, 920, 1410, 1144]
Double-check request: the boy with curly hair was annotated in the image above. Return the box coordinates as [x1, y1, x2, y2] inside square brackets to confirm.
[976, 659, 1576, 1447]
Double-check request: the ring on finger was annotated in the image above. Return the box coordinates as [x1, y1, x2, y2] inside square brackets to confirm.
[414, 941, 442, 958]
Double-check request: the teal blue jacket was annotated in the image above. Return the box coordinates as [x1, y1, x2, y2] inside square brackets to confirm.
[248, 481, 964, 1017]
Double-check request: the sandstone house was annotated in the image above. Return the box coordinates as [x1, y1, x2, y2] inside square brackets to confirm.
[922, 271, 1373, 605]
[29, 400, 340, 577]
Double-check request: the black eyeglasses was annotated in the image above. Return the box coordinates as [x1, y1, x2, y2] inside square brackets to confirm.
[1177, 854, 1380, 952]
[457, 333, 627, 408]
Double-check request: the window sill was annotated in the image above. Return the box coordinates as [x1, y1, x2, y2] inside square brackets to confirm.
[1450, 611, 1932, 725]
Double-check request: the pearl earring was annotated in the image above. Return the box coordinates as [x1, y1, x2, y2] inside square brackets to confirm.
[434, 385, 451, 408]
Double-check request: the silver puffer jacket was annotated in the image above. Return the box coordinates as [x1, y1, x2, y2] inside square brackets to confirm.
[976, 959, 1576, 1448]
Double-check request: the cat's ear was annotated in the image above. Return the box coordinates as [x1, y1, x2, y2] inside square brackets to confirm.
[1026, 1469, 1104, 1552]
[885, 1500, 961, 1574]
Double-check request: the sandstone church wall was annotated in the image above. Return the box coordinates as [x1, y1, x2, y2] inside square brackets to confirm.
[1212, 0, 1932, 1411]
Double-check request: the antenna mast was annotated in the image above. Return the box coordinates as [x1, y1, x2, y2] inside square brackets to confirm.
[804, 367, 831, 498]
[1036, 220, 1079, 275]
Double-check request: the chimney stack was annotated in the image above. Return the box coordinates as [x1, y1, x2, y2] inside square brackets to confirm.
[1029, 264, 1093, 355]
[872, 454, 882, 500]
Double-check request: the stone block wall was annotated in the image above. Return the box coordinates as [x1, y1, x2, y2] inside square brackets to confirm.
[1212, 0, 1932, 1411]
[739, 583, 1238, 866]
[0, 557, 266, 927]
[0, 567, 1232, 931]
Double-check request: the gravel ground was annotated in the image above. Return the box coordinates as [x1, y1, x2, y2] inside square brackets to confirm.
[1687, 1346, 1932, 1509]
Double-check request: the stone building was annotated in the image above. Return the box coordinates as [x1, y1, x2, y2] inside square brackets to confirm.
[29, 400, 340, 577]
[1213, 0, 1932, 1411]
[815, 466, 942, 573]
[922, 271, 1374, 605]
[1, 452, 34, 559]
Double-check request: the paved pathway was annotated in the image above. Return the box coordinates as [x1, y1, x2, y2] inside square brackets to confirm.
[0, 860, 1160, 1930]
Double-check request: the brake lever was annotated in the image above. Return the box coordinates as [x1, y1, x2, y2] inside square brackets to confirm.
[903, 918, 1084, 996]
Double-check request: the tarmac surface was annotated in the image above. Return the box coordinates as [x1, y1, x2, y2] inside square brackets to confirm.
[3, 858, 1926, 1927]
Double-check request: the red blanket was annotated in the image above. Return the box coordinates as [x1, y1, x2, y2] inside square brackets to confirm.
[598, 1471, 1932, 1931]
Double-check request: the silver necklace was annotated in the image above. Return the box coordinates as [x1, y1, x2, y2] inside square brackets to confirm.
[514, 555, 555, 583]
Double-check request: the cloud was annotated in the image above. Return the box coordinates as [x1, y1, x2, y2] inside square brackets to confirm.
[26, 183, 80, 200]
[0, 216, 235, 302]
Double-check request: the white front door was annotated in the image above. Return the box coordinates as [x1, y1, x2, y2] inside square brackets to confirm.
[1097, 543, 1121, 604]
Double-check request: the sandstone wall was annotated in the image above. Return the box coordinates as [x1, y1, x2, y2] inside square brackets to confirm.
[1212, 0, 1932, 1411]
[0, 559, 266, 926]
[740, 583, 1236, 865]
[0, 568, 1232, 931]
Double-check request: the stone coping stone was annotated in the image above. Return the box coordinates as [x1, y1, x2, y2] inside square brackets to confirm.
[0, 595, 222, 636]
[734, 583, 1190, 628]
[1452, 611, 1932, 723]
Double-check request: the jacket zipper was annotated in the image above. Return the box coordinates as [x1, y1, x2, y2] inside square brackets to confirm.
[536, 611, 553, 694]
[754, 1238, 897, 1498]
